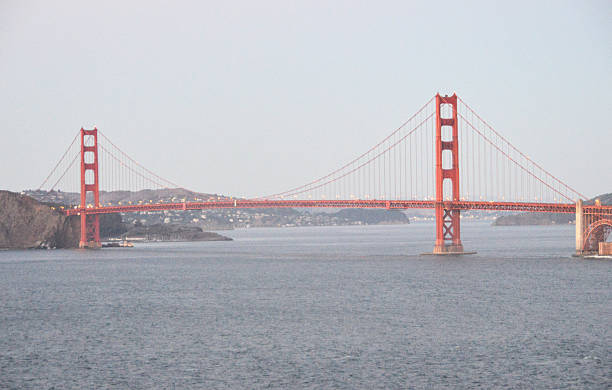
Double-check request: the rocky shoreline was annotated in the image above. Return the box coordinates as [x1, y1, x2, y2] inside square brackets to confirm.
[0, 190, 80, 249]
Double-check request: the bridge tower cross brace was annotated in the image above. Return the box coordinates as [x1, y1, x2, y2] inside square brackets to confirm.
[433, 94, 465, 254]
[79, 127, 101, 248]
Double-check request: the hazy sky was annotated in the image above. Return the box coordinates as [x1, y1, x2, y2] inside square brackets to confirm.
[1, 1, 610, 198]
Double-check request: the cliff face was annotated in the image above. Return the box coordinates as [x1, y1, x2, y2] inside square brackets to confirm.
[0, 191, 80, 249]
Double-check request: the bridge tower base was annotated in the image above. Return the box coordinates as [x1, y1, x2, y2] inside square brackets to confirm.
[432, 94, 467, 255]
[79, 127, 101, 249]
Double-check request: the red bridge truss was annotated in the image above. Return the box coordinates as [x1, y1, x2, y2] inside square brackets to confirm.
[40, 93, 611, 254]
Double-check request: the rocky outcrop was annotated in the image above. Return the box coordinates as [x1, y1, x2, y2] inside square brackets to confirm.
[99, 213, 127, 238]
[125, 223, 232, 242]
[0, 190, 80, 249]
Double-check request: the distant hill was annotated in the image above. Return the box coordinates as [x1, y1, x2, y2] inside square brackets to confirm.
[24, 188, 221, 207]
[493, 212, 573, 226]
[493, 193, 611, 226]
[586, 193, 612, 205]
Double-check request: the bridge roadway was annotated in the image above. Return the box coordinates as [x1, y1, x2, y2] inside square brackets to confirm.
[63, 199, 611, 216]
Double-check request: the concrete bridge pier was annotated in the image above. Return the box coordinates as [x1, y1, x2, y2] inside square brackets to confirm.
[575, 199, 584, 255]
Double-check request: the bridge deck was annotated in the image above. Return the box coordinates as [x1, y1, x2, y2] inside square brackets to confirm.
[61, 200, 612, 216]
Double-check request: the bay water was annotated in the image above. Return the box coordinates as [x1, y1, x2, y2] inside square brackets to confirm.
[0, 222, 610, 388]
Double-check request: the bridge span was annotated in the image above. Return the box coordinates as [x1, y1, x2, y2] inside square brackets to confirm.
[40, 93, 611, 255]
[64, 199, 578, 215]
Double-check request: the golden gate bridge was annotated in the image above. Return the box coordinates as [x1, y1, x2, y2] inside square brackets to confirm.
[38, 94, 611, 255]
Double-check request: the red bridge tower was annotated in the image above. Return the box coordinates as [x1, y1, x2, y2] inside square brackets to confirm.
[79, 127, 101, 248]
[433, 94, 465, 254]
